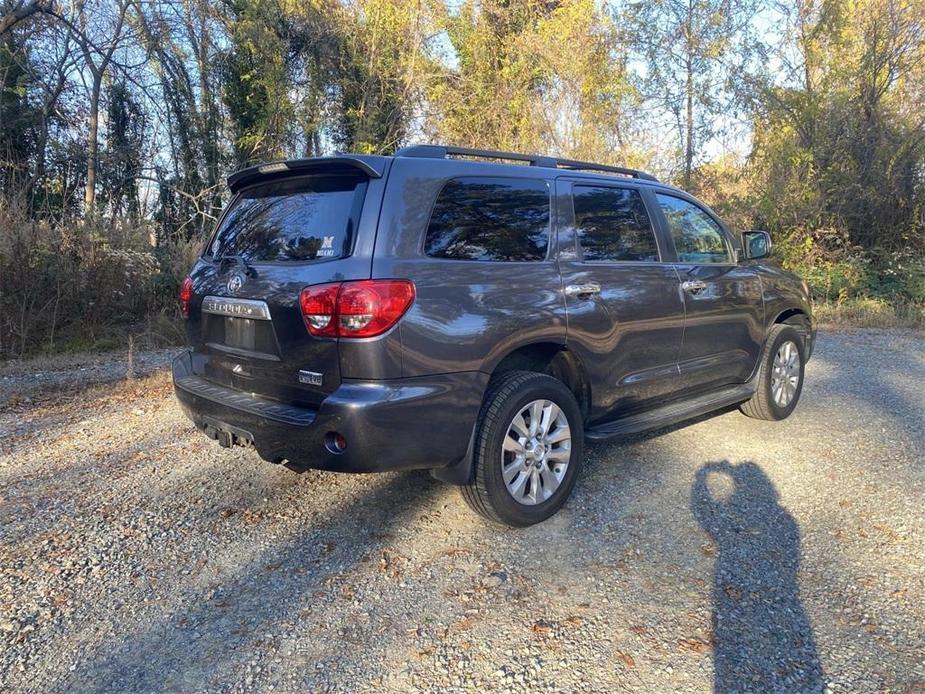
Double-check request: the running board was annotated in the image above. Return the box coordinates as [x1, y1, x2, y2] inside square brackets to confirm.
[584, 384, 755, 441]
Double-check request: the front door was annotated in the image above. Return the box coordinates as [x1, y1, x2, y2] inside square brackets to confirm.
[557, 180, 686, 423]
[650, 192, 764, 394]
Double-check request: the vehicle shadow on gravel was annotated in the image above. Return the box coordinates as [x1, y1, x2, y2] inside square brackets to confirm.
[60, 469, 444, 692]
[691, 460, 825, 693]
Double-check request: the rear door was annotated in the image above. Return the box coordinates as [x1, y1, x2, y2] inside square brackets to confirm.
[186, 168, 385, 407]
[650, 192, 764, 393]
[557, 179, 686, 422]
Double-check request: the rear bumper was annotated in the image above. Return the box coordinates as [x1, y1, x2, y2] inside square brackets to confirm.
[172, 351, 487, 473]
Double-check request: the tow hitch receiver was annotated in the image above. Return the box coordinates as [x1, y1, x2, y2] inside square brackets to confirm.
[202, 416, 254, 449]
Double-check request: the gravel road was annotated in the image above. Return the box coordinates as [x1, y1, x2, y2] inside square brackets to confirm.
[1, 329, 923, 693]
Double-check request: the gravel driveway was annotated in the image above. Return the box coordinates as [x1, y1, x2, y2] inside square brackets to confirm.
[1, 329, 923, 693]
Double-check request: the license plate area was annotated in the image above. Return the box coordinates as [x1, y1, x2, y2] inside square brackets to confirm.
[201, 295, 279, 356]
[225, 317, 256, 350]
[203, 314, 280, 358]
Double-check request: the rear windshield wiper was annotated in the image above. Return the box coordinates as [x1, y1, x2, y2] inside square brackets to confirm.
[217, 254, 256, 277]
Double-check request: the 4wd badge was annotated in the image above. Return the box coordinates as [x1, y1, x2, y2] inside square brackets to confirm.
[298, 370, 324, 386]
[226, 273, 244, 294]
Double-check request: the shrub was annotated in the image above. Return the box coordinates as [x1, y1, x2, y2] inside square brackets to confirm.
[0, 206, 197, 358]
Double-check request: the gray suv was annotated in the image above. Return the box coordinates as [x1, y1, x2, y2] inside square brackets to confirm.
[173, 145, 815, 526]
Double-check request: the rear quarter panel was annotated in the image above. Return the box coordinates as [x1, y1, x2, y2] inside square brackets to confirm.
[370, 157, 568, 377]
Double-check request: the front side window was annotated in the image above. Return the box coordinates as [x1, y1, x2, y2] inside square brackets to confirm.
[424, 177, 550, 261]
[208, 175, 365, 262]
[656, 194, 732, 264]
[573, 185, 659, 262]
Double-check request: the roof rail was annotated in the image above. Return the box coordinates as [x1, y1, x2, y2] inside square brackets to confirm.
[395, 144, 658, 182]
[554, 157, 659, 182]
[397, 144, 557, 168]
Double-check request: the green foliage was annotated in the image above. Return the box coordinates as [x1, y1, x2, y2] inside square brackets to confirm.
[1, 0, 924, 355]
[429, 0, 639, 162]
[100, 81, 145, 219]
[0, 33, 36, 194]
[427, 0, 549, 151]
[221, 0, 295, 166]
[688, 0, 925, 313]
[331, 0, 426, 154]
[624, 0, 760, 186]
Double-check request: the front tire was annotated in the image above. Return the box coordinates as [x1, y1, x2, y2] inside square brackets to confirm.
[461, 370, 583, 527]
[740, 324, 806, 421]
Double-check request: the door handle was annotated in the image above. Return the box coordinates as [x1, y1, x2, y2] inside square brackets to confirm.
[681, 280, 707, 294]
[564, 283, 601, 298]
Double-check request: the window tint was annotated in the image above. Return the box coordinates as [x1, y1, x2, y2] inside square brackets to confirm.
[656, 194, 731, 264]
[209, 175, 365, 262]
[573, 186, 658, 262]
[424, 177, 550, 261]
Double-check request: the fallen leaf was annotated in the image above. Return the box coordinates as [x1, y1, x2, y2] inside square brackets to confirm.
[723, 585, 742, 601]
[678, 638, 710, 653]
[444, 547, 470, 557]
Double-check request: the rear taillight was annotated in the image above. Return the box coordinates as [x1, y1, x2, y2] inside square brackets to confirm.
[179, 276, 193, 318]
[299, 280, 415, 338]
[299, 283, 340, 337]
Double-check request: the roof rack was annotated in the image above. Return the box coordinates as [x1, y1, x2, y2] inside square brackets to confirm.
[554, 157, 659, 182]
[395, 144, 658, 182]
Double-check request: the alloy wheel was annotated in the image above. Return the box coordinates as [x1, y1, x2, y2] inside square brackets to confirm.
[501, 399, 572, 505]
[771, 340, 801, 408]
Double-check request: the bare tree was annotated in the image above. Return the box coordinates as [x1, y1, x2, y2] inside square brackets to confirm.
[0, 0, 53, 36]
[66, 0, 132, 211]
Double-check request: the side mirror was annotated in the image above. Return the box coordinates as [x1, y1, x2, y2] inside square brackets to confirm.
[742, 231, 772, 260]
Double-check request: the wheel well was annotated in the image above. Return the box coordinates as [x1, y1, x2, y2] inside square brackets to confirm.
[772, 308, 814, 359]
[775, 308, 808, 326]
[490, 343, 590, 419]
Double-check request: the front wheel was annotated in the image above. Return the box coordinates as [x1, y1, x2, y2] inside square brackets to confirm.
[740, 324, 806, 421]
[460, 370, 583, 527]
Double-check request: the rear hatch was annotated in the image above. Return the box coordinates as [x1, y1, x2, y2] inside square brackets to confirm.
[186, 159, 387, 408]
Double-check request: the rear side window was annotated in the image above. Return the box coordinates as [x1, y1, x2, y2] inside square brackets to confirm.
[424, 177, 550, 261]
[208, 175, 366, 262]
[573, 186, 659, 262]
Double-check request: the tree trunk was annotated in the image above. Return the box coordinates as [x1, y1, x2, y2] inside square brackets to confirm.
[683, 0, 694, 189]
[685, 59, 694, 189]
[85, 73, 101, 211]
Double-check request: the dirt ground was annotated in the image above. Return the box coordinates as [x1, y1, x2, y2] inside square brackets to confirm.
[1, 329, 923, 693]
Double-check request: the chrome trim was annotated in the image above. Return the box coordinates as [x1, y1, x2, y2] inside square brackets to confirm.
[681, 280, 708, 294]
[564, 283, 601, 297]
[201, 296, 272, 320]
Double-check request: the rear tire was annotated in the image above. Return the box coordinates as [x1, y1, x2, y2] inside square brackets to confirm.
[460, 370, 583, 527]
[740, 324, 806, 421]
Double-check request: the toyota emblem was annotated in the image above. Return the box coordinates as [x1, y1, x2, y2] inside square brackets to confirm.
[227, 273, 244, 294]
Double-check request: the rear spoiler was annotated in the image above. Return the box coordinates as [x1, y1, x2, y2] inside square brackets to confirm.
[227, 155, 387, 193]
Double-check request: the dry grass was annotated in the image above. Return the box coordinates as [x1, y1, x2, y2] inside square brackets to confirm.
[814, 299, 925, 330]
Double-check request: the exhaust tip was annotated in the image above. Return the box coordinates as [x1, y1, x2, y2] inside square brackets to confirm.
[324, 432, 347, 454]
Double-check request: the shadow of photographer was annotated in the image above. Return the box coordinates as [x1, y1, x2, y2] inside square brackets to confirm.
[691, 460, 825, 692]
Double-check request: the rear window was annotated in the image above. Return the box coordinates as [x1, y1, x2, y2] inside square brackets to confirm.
[573, 185, 659, 262]
[208, 175, 366, 262]
[424, 177, 550, 261]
